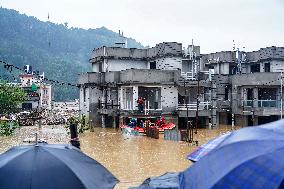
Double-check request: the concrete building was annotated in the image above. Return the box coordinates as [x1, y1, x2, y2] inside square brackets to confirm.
[19, 73, 53, 110]
[79, 43, 284, 128]
[79, 42, 213, 128]
[202, 46, 284, 126]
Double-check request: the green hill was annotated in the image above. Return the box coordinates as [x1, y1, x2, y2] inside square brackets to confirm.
[0, 7, 143, 101]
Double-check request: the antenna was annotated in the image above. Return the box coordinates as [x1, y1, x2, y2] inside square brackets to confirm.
[115, 30, 127, 48]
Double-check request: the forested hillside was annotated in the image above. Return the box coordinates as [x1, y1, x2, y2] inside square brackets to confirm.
[0, 7, 143, 100]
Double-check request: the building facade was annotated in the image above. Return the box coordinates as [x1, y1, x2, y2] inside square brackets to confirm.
[19, 73, 53, 110]
[79, 43, 284, 128]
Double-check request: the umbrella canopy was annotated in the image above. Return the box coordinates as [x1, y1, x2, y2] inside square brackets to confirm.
[0, 144, 119, 189]
[131, 172, 179, 189]
[179, 120, 284, 189]
[187, 132, 231, 162]
[187, 120, 284, 162]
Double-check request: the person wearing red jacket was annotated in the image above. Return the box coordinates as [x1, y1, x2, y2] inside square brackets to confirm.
[137, 96, 144, 113]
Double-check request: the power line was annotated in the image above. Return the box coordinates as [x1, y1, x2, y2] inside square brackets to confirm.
[0, 60, 79, 88]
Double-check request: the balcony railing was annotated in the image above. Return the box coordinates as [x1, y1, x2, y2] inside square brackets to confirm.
[122, 100, 162, 112]
[177, 101, 211, 111]
[243, 100, 279, 108]
[181, 72, 196, 80]
[181, 71, 211, 81]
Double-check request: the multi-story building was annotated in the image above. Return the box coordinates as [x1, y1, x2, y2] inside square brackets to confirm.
[202, 46, 284, 126]
[19, 73, 53, 110]
[79, 42, 213, 128]
[79, 43, 284, 128]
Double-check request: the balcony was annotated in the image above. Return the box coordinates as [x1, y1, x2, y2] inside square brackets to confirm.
[180, 71, 210, 81]
[243, 100, 279, 108]
[177, 101, 211, 111]
[241, 100, 282, 116]
[231, 72, 281, 86]
[122, 100, 162, 111]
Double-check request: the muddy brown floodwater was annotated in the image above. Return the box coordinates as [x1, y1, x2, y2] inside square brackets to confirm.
[0, 125, 237, 189]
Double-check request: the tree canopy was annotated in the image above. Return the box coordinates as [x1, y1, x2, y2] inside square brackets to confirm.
[0, 80, 26, 115]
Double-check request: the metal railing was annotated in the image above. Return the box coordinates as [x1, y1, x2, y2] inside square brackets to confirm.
[123, 101, 134, 110]
[243, 100, 278, 108]
[181, 71, 211, 81]
[122, 100, 162, 111]
[181, 72, 196, 80]
[177, 101, 211, 110]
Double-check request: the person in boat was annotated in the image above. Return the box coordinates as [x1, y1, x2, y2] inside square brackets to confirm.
[137, 96, 144, 113]
[140, 120, 144, 128]
[161, 117, 166, 126]
[128, 118, 137, 128]
[156, 119, 161, 127]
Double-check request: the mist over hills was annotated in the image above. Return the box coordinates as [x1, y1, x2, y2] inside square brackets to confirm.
[0, 7, 143, 100]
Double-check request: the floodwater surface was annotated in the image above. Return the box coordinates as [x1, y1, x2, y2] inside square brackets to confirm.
[0, 125, 236, 188]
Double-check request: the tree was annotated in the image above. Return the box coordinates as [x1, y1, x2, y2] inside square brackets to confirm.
[0, 80, 26, 115]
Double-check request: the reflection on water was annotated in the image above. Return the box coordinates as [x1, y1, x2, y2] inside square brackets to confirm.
[0, 125, 236, 188]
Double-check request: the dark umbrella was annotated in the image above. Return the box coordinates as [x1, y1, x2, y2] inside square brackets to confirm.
[179, 120, 284, 189]
[0, 144, 119, 189]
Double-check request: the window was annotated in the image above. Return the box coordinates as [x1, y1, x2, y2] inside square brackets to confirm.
[83, 87, 86, 102]
[150, 61, 156, 69]
[264, 63, 270, 72]
[122, 87, 133, 110]
[247, 88, 253, 100]
[138, 87, 161, 109]
[225, 88, 229, 100]
[251, 64, 260, 73]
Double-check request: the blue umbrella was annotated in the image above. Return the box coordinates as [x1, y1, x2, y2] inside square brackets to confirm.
[0, 144, 119, 189]
[179, 120, 284, 189]
[187, 120, 284, 162]
[131, 172, 179, 189]
[187, 132, 231, 162]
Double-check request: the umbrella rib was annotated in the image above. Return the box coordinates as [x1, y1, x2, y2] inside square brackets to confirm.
[40, 147, 88, 189]
[29, 147, 38, 189]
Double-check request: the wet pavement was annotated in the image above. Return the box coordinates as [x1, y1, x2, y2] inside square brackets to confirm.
[0, 125, 236, 188]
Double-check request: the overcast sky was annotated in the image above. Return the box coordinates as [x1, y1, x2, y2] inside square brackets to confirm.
[1, 0, 284, 53]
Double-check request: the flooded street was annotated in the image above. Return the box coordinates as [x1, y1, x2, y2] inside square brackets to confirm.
[0, 125, 235, 188]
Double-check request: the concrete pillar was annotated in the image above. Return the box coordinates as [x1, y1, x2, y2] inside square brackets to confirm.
[101, 115, 105, 128]
[260, 63, 265, 72]
[253, 115, 258, 126]
[243, 88, 247, 100]
[205, 117, 210, 129]
[253, 88, 258, 108]
[211, 82, 218, 128]
[119, 88, 123, 109]
[133, 86, 138, 110]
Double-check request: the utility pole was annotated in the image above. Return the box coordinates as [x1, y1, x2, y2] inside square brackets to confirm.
[195, 56, 200, 135]
[281, 71, 283, 119]
[184, 79, 190, 142]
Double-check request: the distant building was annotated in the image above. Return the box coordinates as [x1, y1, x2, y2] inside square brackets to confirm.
[52, 100, 79, 112]
[79, 43, 284, 128]
[19, 73, 53, 110]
